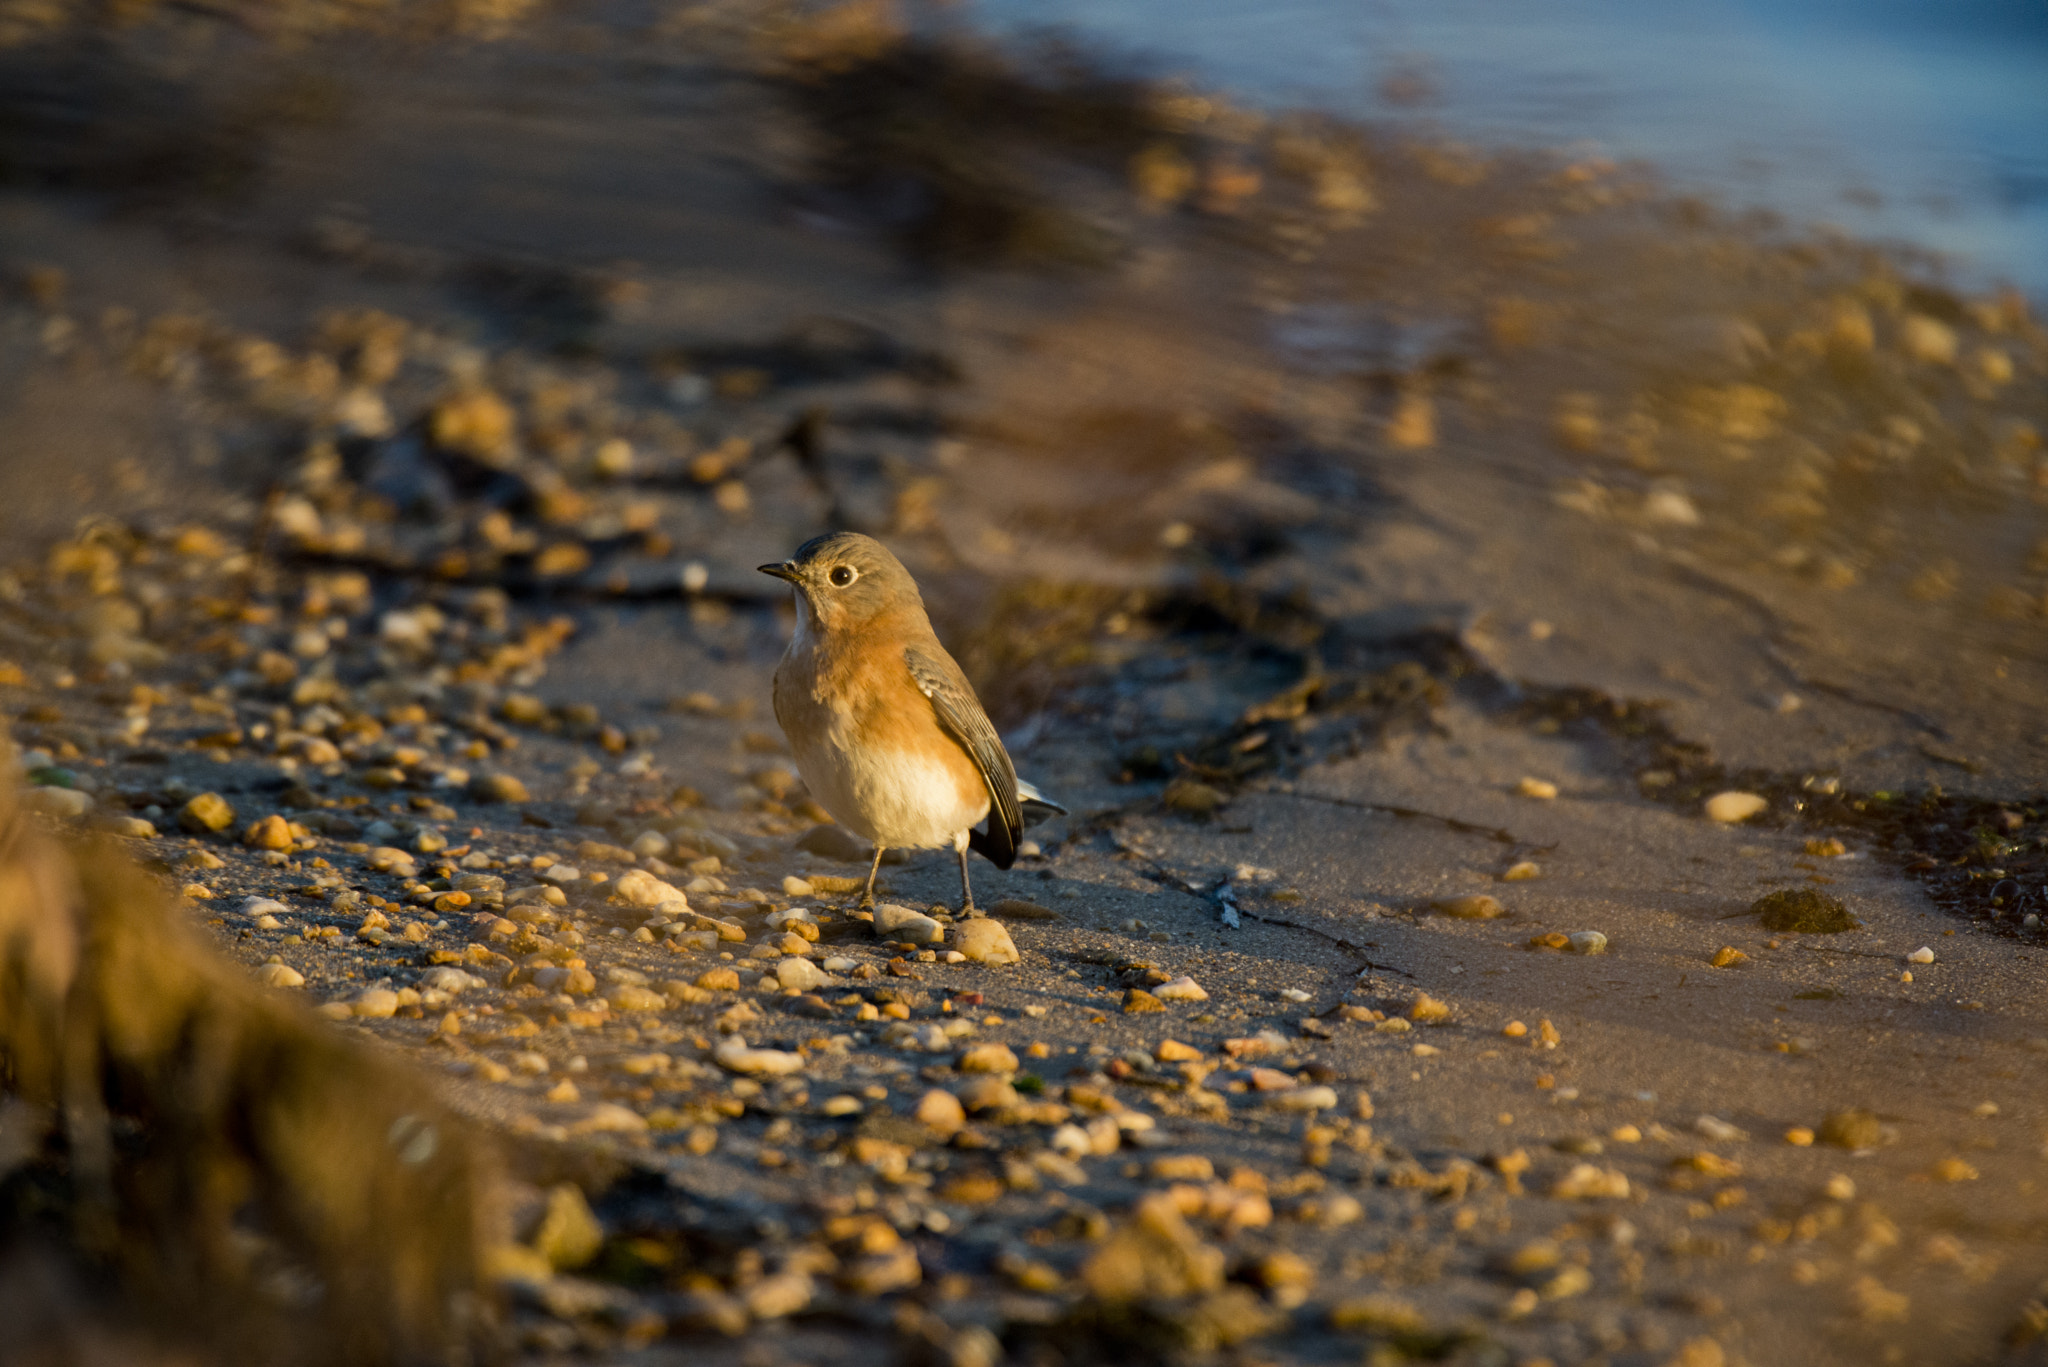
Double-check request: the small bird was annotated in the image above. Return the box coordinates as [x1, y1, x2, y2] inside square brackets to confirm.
[760, 532, 1062, 912]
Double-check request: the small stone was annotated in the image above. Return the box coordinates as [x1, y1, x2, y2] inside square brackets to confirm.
[1695, 1114, 1746, 1142]
[614, 867, 686, 907]
[949, 1041, 1016, 1075]
[1931, 1157, 1978, 1182]
[1704, 791, 1767, 823]
[1079, 1193, 1225, 1301]
[1154, 976, 1208, 1001]
[713, 1036, 805, 1075]
[100, 814, 157, 839]
[609, 985, 667, 1012]
[469, 773, 530, 803]
[1516, 777, 1558, 800]
[1785, 1127, 1815, 1146]
[1156, 1039, 1202, 1062]
[531, 1184, 604, 1271]
[1900, 313, 1958, 365]
[1567, 930, 1608, 955]
[21, 787, 91, 820]
[1123, 988, 1165, 1014]
[743, 1271, 813, 1322]
[914, 1088, 966, 1135]
[776, 957, 826, 991]
[697, 967, 741, 991]
[1502, 1020, 1528, 1038]
[1817, 1109, 1882, 1150]
[255, 962, 304, 988]
[782, 875, 814, 897]
[1270, 1086, 1338, 1112]
[1905, 946, 1934, 965]
[874, 903, 943, 944]
[1501, 861, 1540, 881]
[351, 988, 400, 1019]
[1710, 945, 1748, 968]
[955, 918, 1020, 964]
[1549, 1164, 1630, 1200]
[243, 814, 294, 850]
[1432, 894, 1505, 920]
[1803, 837, 1848, 858]
[178, 792, 236, 833]
[1408, 993, 1452, 1024]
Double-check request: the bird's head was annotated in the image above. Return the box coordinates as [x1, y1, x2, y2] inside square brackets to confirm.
[758, 531, 923, 635]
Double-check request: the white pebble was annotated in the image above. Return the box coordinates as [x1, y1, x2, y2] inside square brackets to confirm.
[1568, 930, 1609, 955]
[1906, 946, 1935, 965]
[1154, 976, 1209, 1002]
[714, 1036, 805, 1075]
[255, 962, 304, 988]
[1705, 791, 1767, 823]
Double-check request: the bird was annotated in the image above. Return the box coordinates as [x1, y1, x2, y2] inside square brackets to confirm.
[760, 531, 1063, 913]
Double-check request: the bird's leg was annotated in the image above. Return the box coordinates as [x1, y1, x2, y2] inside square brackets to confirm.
[861, 846, 885, 909]
[956, 843, 976, 916]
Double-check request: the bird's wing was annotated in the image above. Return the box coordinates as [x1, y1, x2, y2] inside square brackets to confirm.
[904, 644, 1021, 868]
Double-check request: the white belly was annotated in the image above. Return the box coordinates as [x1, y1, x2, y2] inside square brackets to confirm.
[790, 711, 989, 850]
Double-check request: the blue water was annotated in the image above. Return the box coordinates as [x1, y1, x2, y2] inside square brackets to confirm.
[970, 0, 2048, 298]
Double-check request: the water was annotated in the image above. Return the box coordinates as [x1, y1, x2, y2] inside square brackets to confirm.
[969, 0, 2048, 299]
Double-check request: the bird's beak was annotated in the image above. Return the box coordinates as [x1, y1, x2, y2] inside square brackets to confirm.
[757, 561, 800, 583]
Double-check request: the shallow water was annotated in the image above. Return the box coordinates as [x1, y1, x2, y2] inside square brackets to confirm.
[971, 0, 2048, 298]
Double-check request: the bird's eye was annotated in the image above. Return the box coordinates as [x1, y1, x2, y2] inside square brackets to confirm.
[827, 565, 856, 588]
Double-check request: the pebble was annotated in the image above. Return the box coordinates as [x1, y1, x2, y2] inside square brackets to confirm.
[958, 1042, 1019, 1073]
[990, 898, 1060, 921]
[609, 985, 667, 1012]
[255, 962, 305, 988]
[776, 957, 826, 991]
[1695, 1115, 1746, 1142]
[1567, 930, 1608, 955]
[954, 918, 1020, 964]
[1123, 989, 1165, 1014]
[1549, 1164, 1630, 1200]
[1270, 1086, 1338, 1112]
[538, 864, 581, 884]
[243, 814, 294, 850]
[1501, 861, 1540, 881]
[1704, 791, 1767, 823]
[100, 814, 156, 838]
[614, 868, 686, 906]
[1433, 895, 1506, 920]
[421, 966, 483, 994]
[1710, 946, 1748, 968]
[1408, 993, 1452, 1024]
[469, 773, 530, 803]
[914, 1088, 966, 1135]
[1153, 976, 1208, 1001]
[1156, 1039, 1202, 1062]
[697, 968, 741, 991]
[21, 786, 91, 820]
[713, 1036, 805, 1075]
[873, 904, 943, 944]
[1515, 777, 1558, 800]
[178, 792, 236, 833]
[243, 897, 290, 919]
[1905, 946, 1934, 964]
[351, 988, 400, 1019]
